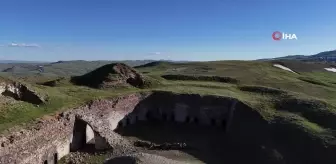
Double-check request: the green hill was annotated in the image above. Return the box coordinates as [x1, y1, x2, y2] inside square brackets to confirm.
[1, 60, 336, 163]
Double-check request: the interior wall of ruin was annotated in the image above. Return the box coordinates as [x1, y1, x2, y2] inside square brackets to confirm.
[0, 92, 239, 164]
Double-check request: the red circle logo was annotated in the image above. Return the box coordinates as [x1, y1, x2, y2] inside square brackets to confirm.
[272, 31, 282, 41]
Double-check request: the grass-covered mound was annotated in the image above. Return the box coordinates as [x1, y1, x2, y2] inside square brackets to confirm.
[298, 77, 330, 86]
[238, 85, 286, 95]
[161, 74, 239, 84]
[134, 61, 172, 68]
[39, 77, 69, 87]
[71, 63, 150, 89]
[276, 97, 336, 129]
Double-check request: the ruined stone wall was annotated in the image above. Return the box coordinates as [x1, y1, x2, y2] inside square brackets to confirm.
[0, 91, 239, 164]
[0, 113, 73, 164]
[123, 92, 237, 129]
[0, 93, 148, 164]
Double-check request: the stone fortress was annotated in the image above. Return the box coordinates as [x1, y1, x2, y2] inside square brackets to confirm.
[0, 91, 245, 164]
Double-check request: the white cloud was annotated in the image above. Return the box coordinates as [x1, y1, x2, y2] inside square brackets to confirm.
[144, 51, 174, 60]
[8, 43, 41, 48]
[152, 52, 161, 55]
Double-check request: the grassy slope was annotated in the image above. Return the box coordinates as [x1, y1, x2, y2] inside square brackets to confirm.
[0, 60, 336, 144]
[138, 61, 336, 139]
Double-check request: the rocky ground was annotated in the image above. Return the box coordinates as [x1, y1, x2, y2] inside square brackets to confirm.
[58, 121, 223, 164]
[59, 144, 202, 164]
[59, 121, 282, 164]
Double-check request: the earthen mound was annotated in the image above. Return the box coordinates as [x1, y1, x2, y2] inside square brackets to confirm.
[298, 77, 329, 86]
[39, 77, 67, 87]
[238, 85, 286, 95]
[134, 61, 170, 68]
[71, 63, 146, 88]
[276, 98, 336, 129]
[161, 74, 239, 84]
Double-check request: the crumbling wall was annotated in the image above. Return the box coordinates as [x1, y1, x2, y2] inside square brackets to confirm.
[0, 114, 73, 164]
[125, 92, 236, 130]
[0, 91, 239, 164]
[0, 93, 147, 164]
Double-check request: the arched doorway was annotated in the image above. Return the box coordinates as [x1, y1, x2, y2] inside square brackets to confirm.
[54, 153, 58, 164]
[70, 118, 95, 151]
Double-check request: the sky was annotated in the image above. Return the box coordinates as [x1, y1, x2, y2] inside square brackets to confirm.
[0, 0, 336, 61]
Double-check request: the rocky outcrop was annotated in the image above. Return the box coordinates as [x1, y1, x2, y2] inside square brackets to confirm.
[71, 63, 146, 88]
[0, 82, 45, 104]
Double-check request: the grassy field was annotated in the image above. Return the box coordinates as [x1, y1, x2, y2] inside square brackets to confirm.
[0, 60, 336, 154]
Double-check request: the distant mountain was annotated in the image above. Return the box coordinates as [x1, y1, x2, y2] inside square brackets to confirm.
[259, 55, 307, 61]
[0, 60, 48, 63]
[260, 50, 336, 62]
[0, 60, 163, 77]
[311, 50, 336, 58]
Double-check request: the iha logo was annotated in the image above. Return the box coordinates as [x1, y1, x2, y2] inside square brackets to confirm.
[272, 31, 298, 41]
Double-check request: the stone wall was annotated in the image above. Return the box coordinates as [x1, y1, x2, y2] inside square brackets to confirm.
[126, 92, 237, 130]
[0, 91, 239, 164]
[0, 115, 73, 164]
[0, 92, 146, 164]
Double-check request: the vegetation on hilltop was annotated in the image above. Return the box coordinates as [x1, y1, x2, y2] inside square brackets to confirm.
[70, 63, 158, 89]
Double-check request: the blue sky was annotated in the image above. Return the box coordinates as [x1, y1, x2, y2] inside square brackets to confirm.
[0, 0, 335, 61]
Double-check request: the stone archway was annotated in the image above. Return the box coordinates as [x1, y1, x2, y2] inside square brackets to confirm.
[70, 118, 95, 151]
[53, 153, 58, 164]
